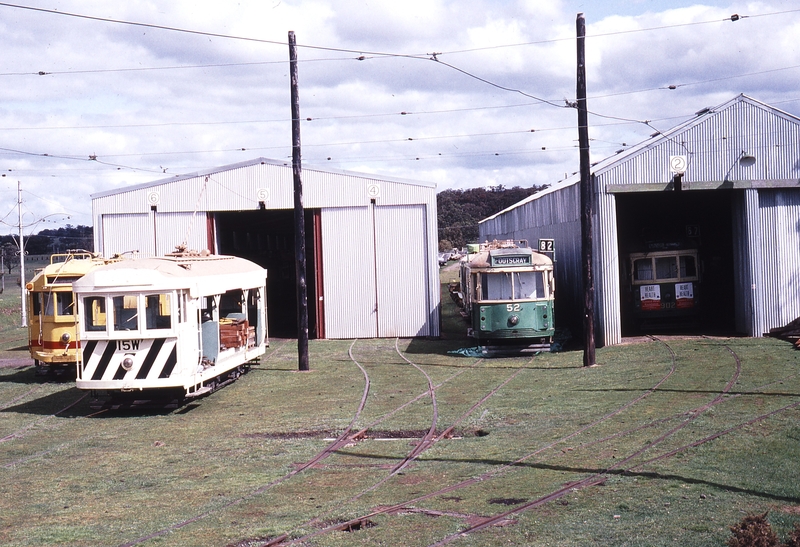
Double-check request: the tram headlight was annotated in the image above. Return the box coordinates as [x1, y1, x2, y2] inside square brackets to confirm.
[509, 315, 520, 326]
[60, 332, 71, 344]
[121, 354, 135, 371]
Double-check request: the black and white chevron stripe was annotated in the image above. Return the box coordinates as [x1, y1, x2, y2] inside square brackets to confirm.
[81, 338, 178, 383]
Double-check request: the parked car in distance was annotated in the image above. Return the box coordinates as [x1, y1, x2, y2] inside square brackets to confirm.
[438, 252, 450, 266]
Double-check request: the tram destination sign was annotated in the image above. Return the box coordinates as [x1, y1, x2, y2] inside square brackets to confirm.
[491, 255, 532, 267]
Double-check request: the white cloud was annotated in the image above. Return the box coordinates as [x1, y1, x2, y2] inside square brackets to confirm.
[0, 0, 798, 235]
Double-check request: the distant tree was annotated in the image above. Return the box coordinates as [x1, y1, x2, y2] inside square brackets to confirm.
[437, 185, 546, 249]
[0, 225, 93, 256]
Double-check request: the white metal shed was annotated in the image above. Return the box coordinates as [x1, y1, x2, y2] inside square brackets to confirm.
[91, 158, 440, 340]
[480, 95, 800, 346]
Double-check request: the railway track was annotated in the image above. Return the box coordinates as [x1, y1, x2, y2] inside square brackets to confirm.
[117, 338, 475, 547]
[0, 392, 87, 444]
[426, 338, 794, 546]
[266, 336, 679, 545]
[263, 336, 800, 547]
[7, 335, 792, 547]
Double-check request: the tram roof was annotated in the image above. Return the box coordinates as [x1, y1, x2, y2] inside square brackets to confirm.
[72, 254, 267, 297]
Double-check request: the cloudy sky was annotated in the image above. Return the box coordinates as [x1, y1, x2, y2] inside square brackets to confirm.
[0, 0, 798, 236]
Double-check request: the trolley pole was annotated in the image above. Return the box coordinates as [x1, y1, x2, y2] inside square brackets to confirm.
[577, 13, 596, 367]
[289, 31, 310, 372]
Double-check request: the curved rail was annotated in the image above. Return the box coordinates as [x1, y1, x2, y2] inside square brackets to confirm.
[116, 339, 372, 547]
[273, 335, 683, 546]
[389, 337, 439, 475]
[0, 392, 87, 444]
[0, 385, 44, 411]
[427, 338, 748, 545]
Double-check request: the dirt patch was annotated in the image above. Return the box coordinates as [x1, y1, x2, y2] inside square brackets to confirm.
[488, 497, 527, 506]
[321, 518, 376, 533]
[366, 429, 434, 439]
[240, 430, 334, 440]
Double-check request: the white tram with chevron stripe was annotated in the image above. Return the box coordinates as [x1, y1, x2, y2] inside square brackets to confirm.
[73, 250, 268, 400]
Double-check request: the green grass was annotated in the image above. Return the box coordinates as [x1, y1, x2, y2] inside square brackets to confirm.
[0, 270, 799, 546]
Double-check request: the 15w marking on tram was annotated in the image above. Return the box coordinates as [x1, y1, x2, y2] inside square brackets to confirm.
[117, 340, 141, 351]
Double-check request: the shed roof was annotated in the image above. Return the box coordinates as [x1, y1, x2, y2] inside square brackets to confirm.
[481, 94, 800, 223]
[73, 254, 267, 296]
[91, 157, 435, 200]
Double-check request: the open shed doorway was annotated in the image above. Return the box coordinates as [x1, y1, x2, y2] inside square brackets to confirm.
[214, 209, 322, 339]
[615, 190, 736, 336]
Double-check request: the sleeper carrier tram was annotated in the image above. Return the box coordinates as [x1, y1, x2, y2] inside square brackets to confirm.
[72, 250, 268, 404]
[450, 240, 555, 352]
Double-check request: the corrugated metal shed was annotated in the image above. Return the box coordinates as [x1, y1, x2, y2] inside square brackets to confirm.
[480, 95, 800, 345]
[91, 158, 440, 339]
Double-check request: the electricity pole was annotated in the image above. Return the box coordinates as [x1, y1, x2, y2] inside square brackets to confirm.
[577, 13, 596, 367]
[289, 31, 310, 372]
[18, 181, 27, 328]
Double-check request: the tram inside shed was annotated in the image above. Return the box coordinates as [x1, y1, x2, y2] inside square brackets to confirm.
[615, 190, 736, 336]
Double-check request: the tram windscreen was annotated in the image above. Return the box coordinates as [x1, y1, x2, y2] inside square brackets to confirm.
[656, 257, 678, 279]
[84, 296, 106, 331]
[481, 271, 545, 300]
[145, 293, 171, 330]
[56, 292, 74, 316]
[113, 295, 138, 331]
[633, 259, 653, 281]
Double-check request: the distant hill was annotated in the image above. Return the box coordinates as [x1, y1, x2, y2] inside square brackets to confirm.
[437, 185, 546, 250]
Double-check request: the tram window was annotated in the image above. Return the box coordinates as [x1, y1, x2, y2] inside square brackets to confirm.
[31, 292, 42, 315]
[656, 256, 678, 280]
[113, 295, 138, 331]
[43, 293, 55, 316]
[633, 259, 653, 281]
[84, 296, 107, 331]
[680, 255, 697, 278]
[481, 273, 513, 300]
[201, 296, 217, 322]
[515, 271, 545, 299]
[247, 289, 259, 320]
[220, 289, 245, 318]
[56, 292, 74, 316]
[145, 293, 172, 330]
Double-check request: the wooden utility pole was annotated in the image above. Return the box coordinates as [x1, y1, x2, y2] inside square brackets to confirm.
[289, 31, 309, 371]
[18, 181, 27, 328]
[577, 13, 596, 367]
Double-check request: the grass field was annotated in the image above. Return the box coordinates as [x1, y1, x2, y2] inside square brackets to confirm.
[1, 272, 800, 546]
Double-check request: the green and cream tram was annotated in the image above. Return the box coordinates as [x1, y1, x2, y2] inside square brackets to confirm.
[451, 240, 555, 349]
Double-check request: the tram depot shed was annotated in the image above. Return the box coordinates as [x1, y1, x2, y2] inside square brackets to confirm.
[480, 94, 800, 347]
[90, 158, 440, 340]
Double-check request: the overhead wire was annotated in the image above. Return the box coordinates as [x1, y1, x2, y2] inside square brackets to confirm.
[0, 3, 793, 134]
[0, 2, 796, 190]
[1, 1, 796, 57]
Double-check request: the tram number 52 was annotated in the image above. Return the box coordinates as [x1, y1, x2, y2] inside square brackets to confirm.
[506, 304, 521, 312]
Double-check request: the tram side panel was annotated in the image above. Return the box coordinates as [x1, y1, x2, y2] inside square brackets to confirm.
[74, 257, 268, 397]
